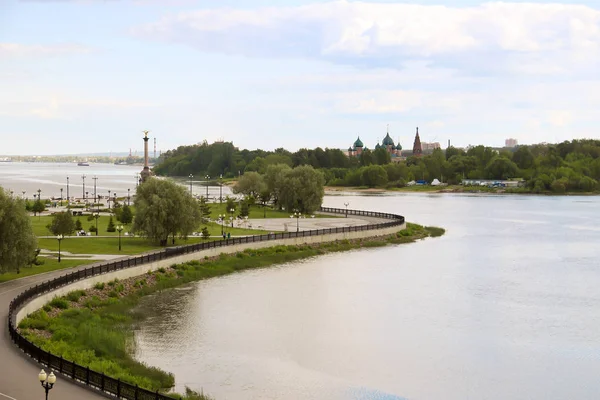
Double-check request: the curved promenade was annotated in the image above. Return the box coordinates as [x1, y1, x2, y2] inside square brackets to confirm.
[3, 207, 405, 400]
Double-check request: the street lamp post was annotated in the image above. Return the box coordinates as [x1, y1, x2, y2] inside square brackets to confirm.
[127, 188, 131, 206]
[39, 369, 57, 400]
[189, 174, 194, 194]
[60, 188, 63, 206]
[66, 176, 69, 208]
[57, 235, 64, 262]
[219, 174, 223, 203]
[218, 214, 225, 236]
[93, 175, 98, 206]
[108, 190, 111, 209]
[82, 174, 86, 201]
[113, 193, 117, 207]
[344, 202, 349, 218]
[205, 175, 210, 199]
[37, 188, 41, 202]
[229, 208, 235, 228]
[93, 212, 99, 236]
[117, 225, 124, 251]
[290, 210, 301, 232]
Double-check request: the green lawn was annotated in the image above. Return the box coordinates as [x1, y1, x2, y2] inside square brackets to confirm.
[37, 222, 268, 255]
[0, 259, 96, 284]
[31, 214, 127, 237]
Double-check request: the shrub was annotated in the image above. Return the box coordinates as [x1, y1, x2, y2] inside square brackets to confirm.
[66, 290, 86, 302]
[94, 282, 106, 290]
[49, 298, 69, 310]
[107, 279, 119, 287]
[108, 290, 119, 298]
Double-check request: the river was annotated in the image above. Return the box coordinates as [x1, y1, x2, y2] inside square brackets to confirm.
[133, 193, 600, 400]
[0, 162, 231, 200]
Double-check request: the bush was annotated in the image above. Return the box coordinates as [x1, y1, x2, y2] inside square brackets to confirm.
[108, 290, 119, 298]
[107, 216, 116, 232]
[66, 290, 86, 302]
[94, 282, 105, 290]
[49, 298, 69, 310]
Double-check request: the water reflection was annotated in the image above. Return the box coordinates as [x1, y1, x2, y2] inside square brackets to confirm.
[134, 193, 600, 400]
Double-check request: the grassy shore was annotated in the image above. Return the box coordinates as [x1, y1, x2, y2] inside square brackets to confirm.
[325, 185, 600, 195]
[19, 223, 444, 400]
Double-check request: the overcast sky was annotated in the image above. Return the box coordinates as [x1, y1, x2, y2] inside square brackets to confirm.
[1, 0, 599, 155]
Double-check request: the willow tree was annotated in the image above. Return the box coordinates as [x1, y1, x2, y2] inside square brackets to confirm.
[133, 178, 201, 245]
[0, 188, 37, 273]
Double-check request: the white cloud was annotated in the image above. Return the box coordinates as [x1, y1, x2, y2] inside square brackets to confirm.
[133, 2, 600, 74]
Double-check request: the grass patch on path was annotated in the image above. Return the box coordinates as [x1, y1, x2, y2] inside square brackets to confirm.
[19, 223, 444, 399]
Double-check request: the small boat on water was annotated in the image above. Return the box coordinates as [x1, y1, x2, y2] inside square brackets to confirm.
[77, 162, 90, 166]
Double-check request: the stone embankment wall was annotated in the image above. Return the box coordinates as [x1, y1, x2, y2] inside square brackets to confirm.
[17, 222, 404, 323]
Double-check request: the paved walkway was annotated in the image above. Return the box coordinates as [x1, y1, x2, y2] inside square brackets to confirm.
[0, 262, 108, 400]
[1, 214, 388, 399]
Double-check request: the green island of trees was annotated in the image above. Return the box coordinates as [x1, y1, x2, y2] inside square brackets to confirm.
[154, 139, 600, 193]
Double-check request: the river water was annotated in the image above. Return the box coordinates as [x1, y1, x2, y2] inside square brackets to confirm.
[0, 162, 231, 200]
[133, 193, 600, 400]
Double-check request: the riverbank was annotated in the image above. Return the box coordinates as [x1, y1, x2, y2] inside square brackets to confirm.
[325, 185, 600, 195]
[18, 223, 444, 400]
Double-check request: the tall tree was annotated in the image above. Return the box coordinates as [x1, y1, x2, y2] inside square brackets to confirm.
[0, 189, 37, 273]
[120, 205, 133, 225]
[46, 212, 76, 236]
[279, 165, 325, 213]
[233, 171, 266, 198]
[133, 178, 201, 245]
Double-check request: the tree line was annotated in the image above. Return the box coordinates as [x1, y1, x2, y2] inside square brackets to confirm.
[155, 139, 600, 193]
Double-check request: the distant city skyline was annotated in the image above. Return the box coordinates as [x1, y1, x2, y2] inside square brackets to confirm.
[1, 0, 599, 155]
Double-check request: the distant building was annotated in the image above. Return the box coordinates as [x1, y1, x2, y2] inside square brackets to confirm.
[505, 138, 518, 148]
[412, 127, 422, 157]
[422, 142, 441, 151]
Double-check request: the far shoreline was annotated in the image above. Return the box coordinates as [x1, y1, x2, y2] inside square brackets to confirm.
[324, 185, 600, 196]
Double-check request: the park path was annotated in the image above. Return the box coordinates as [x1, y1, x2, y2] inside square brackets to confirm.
[0, 260, 111, 400]
[0, 215, 385, 399]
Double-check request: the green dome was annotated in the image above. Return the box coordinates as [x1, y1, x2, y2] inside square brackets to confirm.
[375, 142, 381, 149]
[396, 143, 402, 151]
[382, 133, 395, 146]
[353, 136, 364, 148]
[348, 146, 353, 152]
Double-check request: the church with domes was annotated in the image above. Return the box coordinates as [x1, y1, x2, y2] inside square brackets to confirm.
[347, 126, 403, 158]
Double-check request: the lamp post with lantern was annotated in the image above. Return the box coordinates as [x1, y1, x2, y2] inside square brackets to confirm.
[57, 235, 64, 262]
[117, 225, 124, 251]
[290, 210, 301, 232]
[39, 369, 57, 400]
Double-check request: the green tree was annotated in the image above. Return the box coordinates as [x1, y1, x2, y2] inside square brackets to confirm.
[199, 197, 211, 223]
[225, 196, 236, 213]
[258, 189, 271, 218]
[233, 171, 265, 198]
[239, 201, 249, 217]
[133, 178, 201, 245]
[445, 146, 464, 160]
[120, 205, 133, 225]
[32, 199, 45, 217]
[75, 219, 83, 231]
[263, 163, 291, 207]
[485, 157, 519, 180]
[512, 146, 535, 169]
[46, 211, 76, 236]
[201, 226, 210, 239]
[0, 189, 37, 273]
[106, 216, 116, 233]
[373, 147, 391, 165]
[279, 165, 325, 213]
[361, 165, 388, 187]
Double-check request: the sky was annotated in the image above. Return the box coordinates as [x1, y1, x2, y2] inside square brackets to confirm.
[1, 0, 600, 155]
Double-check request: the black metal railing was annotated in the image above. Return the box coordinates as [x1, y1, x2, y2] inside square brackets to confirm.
[7, 206, 404, 400]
